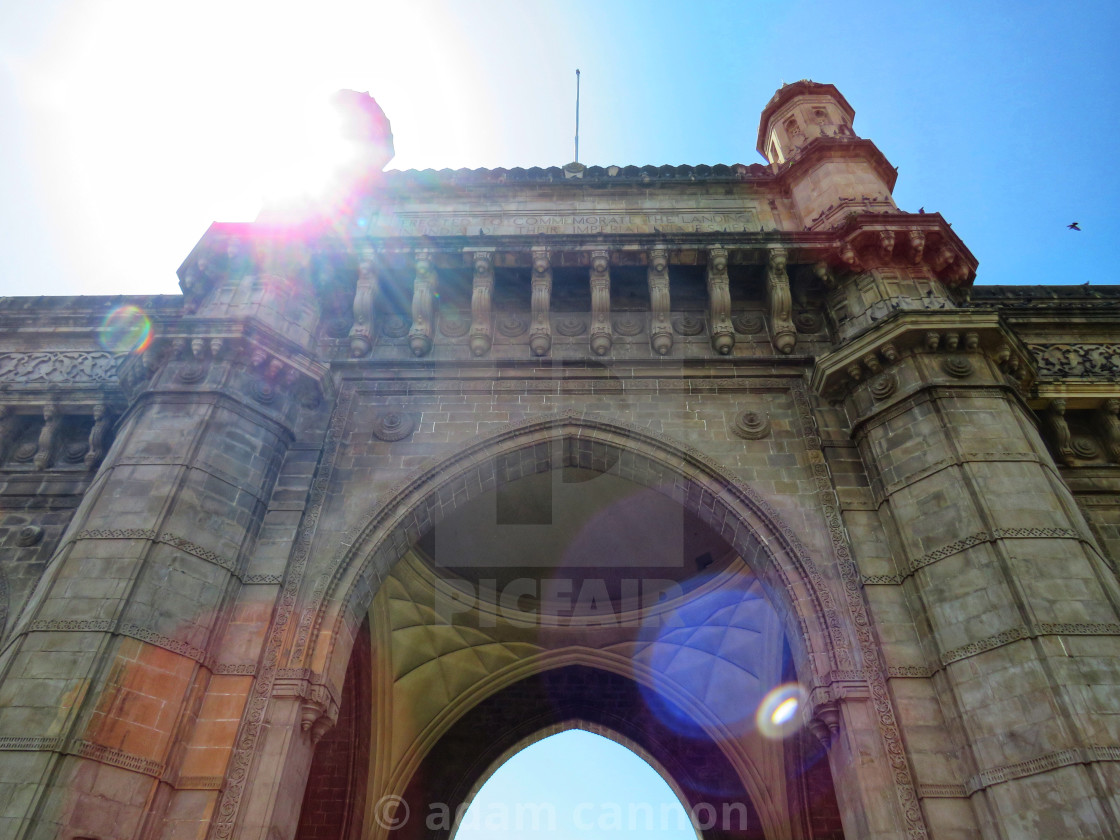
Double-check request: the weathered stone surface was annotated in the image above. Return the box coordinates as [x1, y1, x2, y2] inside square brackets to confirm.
[0, 82, 1117, 840]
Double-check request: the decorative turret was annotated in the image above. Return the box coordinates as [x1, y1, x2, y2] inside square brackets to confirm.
[757, 80, 856, 165]
[757, 80, 898, 231]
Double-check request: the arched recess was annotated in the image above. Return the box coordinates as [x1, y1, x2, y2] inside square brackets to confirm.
[298, 411, 857, 700]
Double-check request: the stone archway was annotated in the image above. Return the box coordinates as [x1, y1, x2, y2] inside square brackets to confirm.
[305, 412, 854, 693]
[231, 412, 923, 840]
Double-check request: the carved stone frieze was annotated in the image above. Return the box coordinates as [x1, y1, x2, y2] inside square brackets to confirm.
[1031, 343, 1120, 379]
[0, 351, 121, 384]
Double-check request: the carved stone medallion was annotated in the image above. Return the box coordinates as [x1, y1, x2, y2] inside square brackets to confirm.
[732, 408, 771, 440]
[372, 411, 416, 442]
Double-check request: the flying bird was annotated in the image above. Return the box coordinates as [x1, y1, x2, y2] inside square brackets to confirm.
[1068, 222, 1081, 231]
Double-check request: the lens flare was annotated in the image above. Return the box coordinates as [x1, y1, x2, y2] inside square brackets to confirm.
[755, 683, 807, 739]
[99, 305, 151, 353]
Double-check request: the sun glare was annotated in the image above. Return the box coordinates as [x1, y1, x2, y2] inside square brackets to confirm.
[260, 94, 357, 207]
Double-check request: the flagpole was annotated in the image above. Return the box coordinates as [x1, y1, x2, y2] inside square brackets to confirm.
[574, 69, 581, 163]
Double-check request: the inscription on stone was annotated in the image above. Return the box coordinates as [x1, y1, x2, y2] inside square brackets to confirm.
[369, 210, 759, 237]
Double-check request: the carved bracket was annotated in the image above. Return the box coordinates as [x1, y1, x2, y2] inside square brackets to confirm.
[828, 217, 976, 288]
[116, 332, 329, 415]
[811, 314, 1036, 405]
[408, 251, 439, 357]
[273, 673, 340, 746]
[469, 251, 495, 357]
[766, 247, 796, 354]
[348, 254, 379, 358]
[647, 246, 673, 355]
[589, 249, 612, 356]
[706, 247, 734, 355]
[529, 247, 553, 357]
[0, 402, 111, 473]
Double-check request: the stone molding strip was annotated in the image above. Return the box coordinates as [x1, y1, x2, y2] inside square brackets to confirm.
[0, 736, 165, 780]
[918, 783, 967, 799]
[24, 618, 256, 675]
[887, 665, 933, 678]
[212, 664, 257, 676]
[173, 776, 224, 791]
[862, 527, 1082, 585]
[0, 736, 64, 751]
[347, 374, 802, 397]
[876, 450, 1043, 500]
[965, 745, 1120, 795]
[940, 623, 1120, 668]
[75, 739, 164, 778]
[70, 529, 265, 583]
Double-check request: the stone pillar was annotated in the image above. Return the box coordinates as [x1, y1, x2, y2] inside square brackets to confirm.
[814, 313, 1120, 839]
[0, 245, 328, 840]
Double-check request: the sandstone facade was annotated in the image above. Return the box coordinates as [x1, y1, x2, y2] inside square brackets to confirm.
[0, 82, 1118, 840]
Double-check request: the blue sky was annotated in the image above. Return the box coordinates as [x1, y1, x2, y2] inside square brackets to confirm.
[1, 1, 1117, 297]
[455, 730, 698, 840]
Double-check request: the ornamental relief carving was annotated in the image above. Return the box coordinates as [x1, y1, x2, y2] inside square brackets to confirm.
[1031, 343, 1120, 378]
[0, 351, 121, 383]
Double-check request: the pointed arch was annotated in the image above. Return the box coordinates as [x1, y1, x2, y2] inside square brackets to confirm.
[298, 410, 857, 698]
[450, 723, 701, 840]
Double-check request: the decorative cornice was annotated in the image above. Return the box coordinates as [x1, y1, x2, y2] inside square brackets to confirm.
[812, 311, 1034, 404]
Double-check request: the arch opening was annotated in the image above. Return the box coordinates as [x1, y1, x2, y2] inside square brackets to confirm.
[452, 728, 700, 840]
